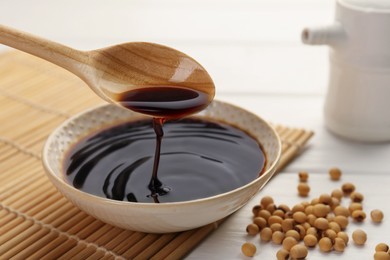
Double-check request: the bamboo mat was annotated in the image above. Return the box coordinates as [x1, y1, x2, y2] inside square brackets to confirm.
[0, 51, 314, 259]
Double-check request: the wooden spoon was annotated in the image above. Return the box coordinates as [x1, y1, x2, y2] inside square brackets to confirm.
[0, 24, 215, 115]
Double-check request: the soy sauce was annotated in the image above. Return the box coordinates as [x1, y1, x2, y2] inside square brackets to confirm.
[116, 86, 211, 119]
[63, 118, 266, 203]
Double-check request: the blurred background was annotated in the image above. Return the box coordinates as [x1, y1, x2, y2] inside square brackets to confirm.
[0, 0, 332, 99]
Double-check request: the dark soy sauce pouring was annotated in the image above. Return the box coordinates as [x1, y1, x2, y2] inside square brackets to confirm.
[116, 85, 214, 202]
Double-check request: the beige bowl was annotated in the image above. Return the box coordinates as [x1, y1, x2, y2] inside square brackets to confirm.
[42, 100, 281, 233]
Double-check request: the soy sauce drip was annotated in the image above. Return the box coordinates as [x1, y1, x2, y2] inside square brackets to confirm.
[116, 86, 212, 202]
[148, 117, 170, 203]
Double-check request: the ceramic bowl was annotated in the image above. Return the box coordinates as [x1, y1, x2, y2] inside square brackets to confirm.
[42, 100, 281, 233]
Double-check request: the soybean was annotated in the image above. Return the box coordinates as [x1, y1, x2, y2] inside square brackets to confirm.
[334, 206, 349, 217]
[282, 236, 298, 251]
[268, 215, 283, 226]
[334, 237, 346, 252]
[350, 191, 364, 203]
[266, 203, 277, 213]
[329, 167, 342, 181]
[352, 210, 366, 222]
[304, 234, 318, 247]
[246, 223, 259, 235]
[285, 230, 301, 241]
[306, 227, 318, 237]
[272, 231, 285, 244]
[313, 204, 330, 217]
[349, 202, 363, 214]
[298, 171, 309, 182]
[328, 221, 341, 233]
[277, 204, 291, 213]
[252, 205, 262, 216]
[294, 225, 306, 240]
[257, 210, 271, 220]
[371, 209, 384, 223]
[290, 245, 308, 259]
[375, 243, 389, 252]
[276, 249, 290, 260]
[334, 215, 349, 230]
[260, 196, 274, 208]
[314, 217, 329, 230]
[293, 211, 307, 224]
[297, 183, 310, 197]
[341, 182, 355, 195]
[292, 204, 305, 213]
[273, 209, 285, 218]
[241, 242, 256, 257]
[374, 252, 390, 260]
[270, 223, 283, 233]
[281, 219, 294, 232]
[318, 237, 333, 252]
[319, 194, 332, 205]
[337, 231, 349, 244]
[253, 217, 267, 229]
[260, 227, 272, 241]
[331, 189, 343, 200]
[324, 229, 337, 241]
[352, 229, 367, 245]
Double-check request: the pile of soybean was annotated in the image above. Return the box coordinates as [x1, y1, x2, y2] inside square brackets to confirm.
[241, 168, 388, 260]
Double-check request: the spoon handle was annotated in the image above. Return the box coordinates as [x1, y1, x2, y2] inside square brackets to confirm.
[0, 24, 89, 75]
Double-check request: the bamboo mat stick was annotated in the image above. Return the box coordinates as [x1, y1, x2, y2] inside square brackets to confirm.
[89, 227, 124, 246]
[84, 250, 109, 260]
[1, 176, 49, 205]
[57, 211, 91, 231]
[73, 220, 106, 240]
[112, 232, 147, 255]
[102, 230, 135, 251]
[134, 233, 177, 260]
[0, 227, 50, 259]
[0, 220, 40, 253]
[0, 167, 41, 194]
[55, 243, 89, 260]
[165, 221, 222, 260]
[276, 131, 314, 172]
[0, 208, 9, 218]
[82, 224, 118, 244]
[44, 207, 82, 229]
[30, 234, 74, 259]
[0, 213, 25, 234]
[22, 192, 63, 216]
[122, 234, 160, 259]
[150, 230, 197, 260]
[65, 215, 101, 236]
[61, 244, 106, 260]
[0, 157, 39, 184]
[15, 231, 60, 259]
[0, 209, 16, 227]
[99, 254, 117, 260]
[35, 199, 72, 221]
[7, 181, 54, 209]
[0, 146, 19, 162]
[0, 87, 71, 118]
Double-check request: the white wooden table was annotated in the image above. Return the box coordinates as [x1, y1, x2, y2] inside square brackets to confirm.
[1, 1, 390, 259]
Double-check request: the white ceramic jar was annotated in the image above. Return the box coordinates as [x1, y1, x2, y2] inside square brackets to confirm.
[302, 0, 390, 142]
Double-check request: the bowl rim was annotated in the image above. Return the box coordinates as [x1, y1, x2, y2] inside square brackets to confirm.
[42, 100, 282, 208]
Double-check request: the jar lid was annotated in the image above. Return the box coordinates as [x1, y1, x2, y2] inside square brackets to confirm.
[339, 0, 390, 11]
